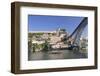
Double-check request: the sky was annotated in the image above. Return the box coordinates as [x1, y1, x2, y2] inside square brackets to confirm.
[28, 15, 88, 37]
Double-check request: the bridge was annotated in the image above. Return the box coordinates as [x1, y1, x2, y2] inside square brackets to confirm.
[67, 17, 88, 46]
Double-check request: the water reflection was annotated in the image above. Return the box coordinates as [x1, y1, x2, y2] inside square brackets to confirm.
[28, 50, 87, 61]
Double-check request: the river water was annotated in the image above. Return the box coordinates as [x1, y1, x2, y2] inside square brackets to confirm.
[28, 50, 87, 61]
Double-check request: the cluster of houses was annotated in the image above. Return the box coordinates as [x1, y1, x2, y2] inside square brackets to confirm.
[28, 28, 69, 52]
[28, 28, 88, 52]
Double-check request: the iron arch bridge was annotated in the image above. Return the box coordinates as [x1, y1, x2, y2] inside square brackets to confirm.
[67, 17, 88, 49]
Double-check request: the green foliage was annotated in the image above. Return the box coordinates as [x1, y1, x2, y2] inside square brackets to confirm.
[32, 40, 51, 52]
[34, 33, 44, 35]
[28, 33, 34, 38]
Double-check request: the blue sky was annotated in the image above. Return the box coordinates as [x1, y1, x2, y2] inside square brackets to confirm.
[28, 15, 87, 36]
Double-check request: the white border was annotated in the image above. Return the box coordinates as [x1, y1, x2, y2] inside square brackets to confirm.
[20, 6, 95, 70]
